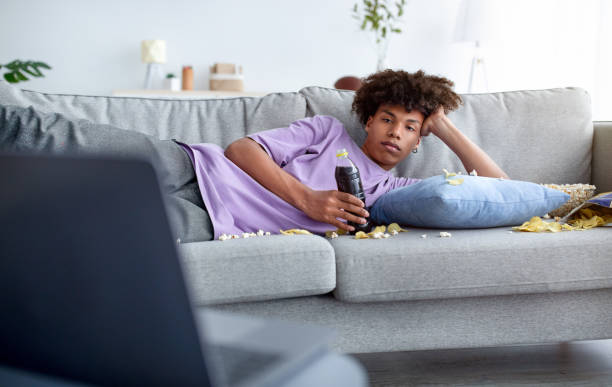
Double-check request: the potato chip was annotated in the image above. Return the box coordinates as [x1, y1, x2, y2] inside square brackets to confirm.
[280, 228, 312, 235]
[388, 223, 409, 233]
[355, 231, 369, 239]
[447, 178, 464, 186]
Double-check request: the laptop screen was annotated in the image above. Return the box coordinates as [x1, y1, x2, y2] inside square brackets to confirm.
[0, 153, 212, 386]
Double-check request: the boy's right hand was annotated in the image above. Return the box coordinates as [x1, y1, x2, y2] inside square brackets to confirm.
[300, 189, 369, 232]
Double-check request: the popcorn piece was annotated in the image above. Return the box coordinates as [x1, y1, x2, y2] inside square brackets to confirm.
[176, 238, 181, 244]
[371, 232, 383, 239]
[231, 234, 240, 239]
[330, 231, 338, 239]
[256, 229, 264, 236]
[242, 233, 251, 238]
[421, 234, 427, 239]
[383, 233, 390, 238]
[543, 214, 551, 219]
[265, 232, 271, 236]
[469, 169, 478, 176]
[439, 232, 452, 238]
[391, 230, 399, 236]
[218, 234, 230, 241]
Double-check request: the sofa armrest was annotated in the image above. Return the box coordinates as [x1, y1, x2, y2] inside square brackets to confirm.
[592, 121, 612, 193]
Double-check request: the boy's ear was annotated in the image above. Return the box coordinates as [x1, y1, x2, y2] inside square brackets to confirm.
[365, 116, 373, 132]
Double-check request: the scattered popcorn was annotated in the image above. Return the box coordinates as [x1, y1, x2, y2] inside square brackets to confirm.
[257, 229, 264, 236]
[439, 232, 452, 238]
[469, 169, 478, 176]
[330, 231, 338, 239]
[421, 234, 427, 239]
[443, 168, 464, 185]
[371, 232, 384, 239]
[265, 232, 271, 236]
[554, 216, 561, 222]
[442, 168, 456, 178]
[231, 234, 239, 239]
[543, 213, 551, 219]
[218, 234, 230, 241]
[242, 233, 251, 238]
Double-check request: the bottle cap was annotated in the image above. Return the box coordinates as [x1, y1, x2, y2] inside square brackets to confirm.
[336, 148, 348, 158]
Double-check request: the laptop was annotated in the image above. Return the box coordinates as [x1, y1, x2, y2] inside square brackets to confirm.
[0, 152, 334, 387]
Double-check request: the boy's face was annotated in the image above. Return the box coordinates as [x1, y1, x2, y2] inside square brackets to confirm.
[361, 104, 424, 171]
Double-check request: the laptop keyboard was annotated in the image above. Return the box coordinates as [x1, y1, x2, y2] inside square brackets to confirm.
[210, 344, 282, 386]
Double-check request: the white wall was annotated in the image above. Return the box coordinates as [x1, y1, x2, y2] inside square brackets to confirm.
[1, 0, 610, 119]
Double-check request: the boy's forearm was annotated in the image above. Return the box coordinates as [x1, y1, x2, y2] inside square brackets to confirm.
[224, 138, 311, 211]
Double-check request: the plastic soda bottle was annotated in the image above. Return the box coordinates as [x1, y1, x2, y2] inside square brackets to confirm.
[335, 148, 371, 234]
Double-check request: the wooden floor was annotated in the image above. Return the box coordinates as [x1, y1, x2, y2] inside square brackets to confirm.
[353, 339, 612, 386]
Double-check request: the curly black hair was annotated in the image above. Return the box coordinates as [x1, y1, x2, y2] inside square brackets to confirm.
[352, 69, 462, 125]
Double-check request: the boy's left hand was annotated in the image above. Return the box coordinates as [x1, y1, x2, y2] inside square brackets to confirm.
[420, 107, 448, 138]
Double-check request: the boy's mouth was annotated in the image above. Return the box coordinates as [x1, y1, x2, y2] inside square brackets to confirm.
[381, 141, 400, 152]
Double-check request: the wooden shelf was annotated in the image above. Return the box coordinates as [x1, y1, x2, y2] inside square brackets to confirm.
[112, 89, 269, 99]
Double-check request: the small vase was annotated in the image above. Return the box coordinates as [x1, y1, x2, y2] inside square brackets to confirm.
[164, 77, 181, 91]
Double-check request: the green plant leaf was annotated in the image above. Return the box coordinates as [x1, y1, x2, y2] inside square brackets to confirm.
[15, 70, 28, 81]
[33, 61, 51, 69]
[4, 72, 18, 83]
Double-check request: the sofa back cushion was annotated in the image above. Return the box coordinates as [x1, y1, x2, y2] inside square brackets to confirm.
[0, 82, 307, 147]
[300, 86, 593, 185]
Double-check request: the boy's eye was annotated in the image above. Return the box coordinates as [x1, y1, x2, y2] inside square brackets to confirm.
[382, 118, 392, 123]
[406, 126, 415, 131]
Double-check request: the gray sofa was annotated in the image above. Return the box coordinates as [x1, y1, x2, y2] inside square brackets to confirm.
[2, 82, 611, 354]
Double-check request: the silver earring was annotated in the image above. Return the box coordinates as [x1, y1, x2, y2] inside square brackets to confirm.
[412, 147, 418, 154]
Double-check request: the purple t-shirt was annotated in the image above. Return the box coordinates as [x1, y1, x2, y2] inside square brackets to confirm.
[179, 115, 420, 238]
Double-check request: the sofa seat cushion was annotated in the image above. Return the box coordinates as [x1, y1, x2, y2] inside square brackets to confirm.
[178, 235, 335, 305]
[331, 227, 612, 302]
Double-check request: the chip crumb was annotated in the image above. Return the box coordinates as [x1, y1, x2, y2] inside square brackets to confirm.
[391, 230, 399, 236]
[554, 216, 561, 222]
[421, 234, 427, 239]
[470, 169, 478, 176]
[439, 232, 452, 238]
[507, 231, 513, 234]
[543, 214, 551, 219]
[383, 233, 390, 238]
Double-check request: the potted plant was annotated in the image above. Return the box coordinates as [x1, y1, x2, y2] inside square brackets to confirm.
[352, 0, 407, 71]
[1, 60, 51, 83]
[164, 73, 181, 91]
